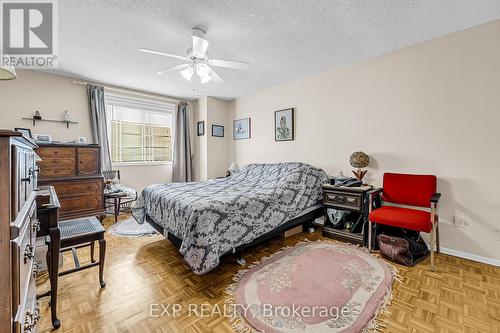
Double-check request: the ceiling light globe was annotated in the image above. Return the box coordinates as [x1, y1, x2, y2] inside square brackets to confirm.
[200, 75, 212, 84]
[196, 63, 210, 77]
[180, 67, 194, 81]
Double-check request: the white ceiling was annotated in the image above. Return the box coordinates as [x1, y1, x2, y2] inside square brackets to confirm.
[52, 0, 500, 100]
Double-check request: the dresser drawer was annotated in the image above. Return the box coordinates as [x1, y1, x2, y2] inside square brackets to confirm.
[11, 201, 38, 319]
[38, 159, 76, 178]
[37, 146, 76, 159]
[323, 191, 362, 211]
[59, 195, 102, 212]
[51, 179, 102, 196]
[13, 275, 39, 333]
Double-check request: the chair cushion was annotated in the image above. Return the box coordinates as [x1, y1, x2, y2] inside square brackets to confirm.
[369, 206, 433, 233]
[107, 183, 137, 199]
[382, 173, 436, 208]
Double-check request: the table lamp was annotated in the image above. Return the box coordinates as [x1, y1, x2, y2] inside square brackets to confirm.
[350, 151, 369, 181]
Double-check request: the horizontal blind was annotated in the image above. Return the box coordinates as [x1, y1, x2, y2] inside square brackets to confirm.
[106, 94, 175, 164]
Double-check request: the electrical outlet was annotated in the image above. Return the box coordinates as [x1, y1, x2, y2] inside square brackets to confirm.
[453, 214, 466, 228]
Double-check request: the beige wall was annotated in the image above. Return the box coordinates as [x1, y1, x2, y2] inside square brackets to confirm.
[206, 97, 232, 179]
[0, 70, 182, 192]
[0, 70, 93, 142]
[228, 20, 500, 262]
[192, 96, 232, 180]
[192, 97, 207, 181]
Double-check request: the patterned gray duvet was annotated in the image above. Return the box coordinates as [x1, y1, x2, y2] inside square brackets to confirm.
[132, 162, 328, 274]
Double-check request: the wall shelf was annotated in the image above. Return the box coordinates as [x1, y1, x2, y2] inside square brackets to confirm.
[22, 117, 79, 128]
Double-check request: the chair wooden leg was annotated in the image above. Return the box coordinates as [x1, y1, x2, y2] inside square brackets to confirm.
[90, 241, 95, 263]
[435, 224, 440, 253]
[99, 238, 106, 288]
[114, 197, 119, 223]
[430, 226, 435, 271]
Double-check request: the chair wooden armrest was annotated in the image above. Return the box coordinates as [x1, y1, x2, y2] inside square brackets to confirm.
[430, 193, 441, 204]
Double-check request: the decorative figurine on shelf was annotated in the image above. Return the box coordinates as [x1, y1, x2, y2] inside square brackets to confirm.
[350, 151, 369, 181]
[33, 110, 42, 120]
[63, 109, 70, 122]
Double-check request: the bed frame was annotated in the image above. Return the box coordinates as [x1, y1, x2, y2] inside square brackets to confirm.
[145, 206, 323, 265]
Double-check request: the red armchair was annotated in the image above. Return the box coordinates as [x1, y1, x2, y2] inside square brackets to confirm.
[368, 173, 441, 270]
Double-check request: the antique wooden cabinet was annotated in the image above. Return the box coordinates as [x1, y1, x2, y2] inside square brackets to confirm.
[0, 130, 40, 333]
[36, 143, 105, 220]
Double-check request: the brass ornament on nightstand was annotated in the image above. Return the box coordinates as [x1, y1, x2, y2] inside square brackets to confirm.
[350, 151, 369, 181]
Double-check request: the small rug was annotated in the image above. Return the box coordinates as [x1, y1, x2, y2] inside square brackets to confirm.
[107, 217, 156, 237]
[226, 241, 397, 333]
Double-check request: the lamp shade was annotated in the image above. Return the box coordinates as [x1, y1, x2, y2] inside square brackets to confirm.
[228, 162, 239, 173]
[350, 151, 369, 168]
[0, 64, 16, 80]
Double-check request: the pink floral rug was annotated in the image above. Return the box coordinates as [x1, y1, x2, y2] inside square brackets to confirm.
[226, 241, 396, 333]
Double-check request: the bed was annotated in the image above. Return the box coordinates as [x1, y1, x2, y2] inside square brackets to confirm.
[132, 162, 328, 274]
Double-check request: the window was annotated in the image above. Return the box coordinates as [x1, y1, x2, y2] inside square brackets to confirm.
[105, 94, 176, 165]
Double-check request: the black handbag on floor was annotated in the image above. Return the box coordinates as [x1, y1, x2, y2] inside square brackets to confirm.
[377, 229, 430, 267]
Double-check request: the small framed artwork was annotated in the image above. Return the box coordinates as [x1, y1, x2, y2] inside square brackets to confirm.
[34, 134, 52, 144]
[233, 118, 251, 140]
[77, 136, 88, 144]
[197, 121, 205, 136]
[14, 127, 32, 139]
[212, 125, 224, 137]
[275, 108, 294, 141]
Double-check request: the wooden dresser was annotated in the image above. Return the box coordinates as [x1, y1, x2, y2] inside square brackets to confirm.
[36, 144, 105, 221]
[0, 130, 40, 333]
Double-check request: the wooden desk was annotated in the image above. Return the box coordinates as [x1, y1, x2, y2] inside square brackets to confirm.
[36, 186, 61, 329]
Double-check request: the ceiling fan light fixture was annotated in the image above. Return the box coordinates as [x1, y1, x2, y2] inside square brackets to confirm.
[180, 66, 194, 81]
[200, 75, 211, 84]
[196, 63, 210, 77]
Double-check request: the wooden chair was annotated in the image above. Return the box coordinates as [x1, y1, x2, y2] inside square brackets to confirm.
[51, 217, 106, 288]
[102, 170, 138, 220]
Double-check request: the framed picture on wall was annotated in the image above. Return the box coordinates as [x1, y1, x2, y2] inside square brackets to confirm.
[233, 118, 251, 140]
[197, 121, 205, 136]
[14, 127, 32, 139]
[212, 125, 224, 137]
[34, 134, 52, 143]
[275, 108, 294, 141]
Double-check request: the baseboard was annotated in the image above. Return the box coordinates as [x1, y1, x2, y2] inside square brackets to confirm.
[439, 246, 500, 267]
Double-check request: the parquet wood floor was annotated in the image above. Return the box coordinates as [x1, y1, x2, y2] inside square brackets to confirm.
[36, 215, 500, 332]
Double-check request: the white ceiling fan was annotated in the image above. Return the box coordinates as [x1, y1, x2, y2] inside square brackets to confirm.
[139, 28, 250, 84]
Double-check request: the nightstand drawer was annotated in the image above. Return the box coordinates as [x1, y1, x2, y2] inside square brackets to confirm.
[323, 191, 362, 211]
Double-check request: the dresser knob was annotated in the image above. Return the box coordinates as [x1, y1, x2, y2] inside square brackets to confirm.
[32, 219, 41, 232]
[24, 244, 34, 263]
[32, 262, 40, 278]
[24, 311, 34, 332]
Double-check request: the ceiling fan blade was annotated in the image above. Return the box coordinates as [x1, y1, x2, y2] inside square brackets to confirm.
[156, 64, 191, 75]
[192, 36, 209, 58]
[208, 59, 250, 71]
[138, 48, 188, 61]
[208, 67, 223, 84]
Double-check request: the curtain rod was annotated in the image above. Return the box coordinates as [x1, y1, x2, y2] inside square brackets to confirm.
[72, 80, 182, 104]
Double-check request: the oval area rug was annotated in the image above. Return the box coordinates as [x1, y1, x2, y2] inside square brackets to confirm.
[226, 241, 396, 333]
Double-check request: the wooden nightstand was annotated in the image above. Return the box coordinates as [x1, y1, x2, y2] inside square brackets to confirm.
[321, 184, 381, 247]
